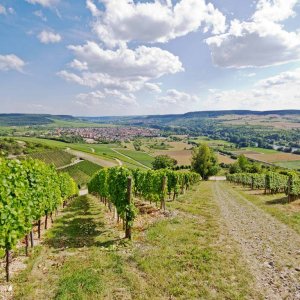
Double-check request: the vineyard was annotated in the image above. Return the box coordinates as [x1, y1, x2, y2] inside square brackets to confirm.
[0, 158, 78, 281]
[60, 160, 102, 187]
[88, 167, 200, 238]
[226, 172, 300, 200]
[28, 150, 75, 168]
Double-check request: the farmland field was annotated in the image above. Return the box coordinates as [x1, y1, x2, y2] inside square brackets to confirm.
[217, 153, 236, 164]
[15, 138, 148, 169]
[245, 152, 300, 163]
[274, 160, 300, 170]
[114, 149, 154, 168]
[28, 150, 75, 168]
[155, 149, 192, 165]
[60, 160, 102, 186]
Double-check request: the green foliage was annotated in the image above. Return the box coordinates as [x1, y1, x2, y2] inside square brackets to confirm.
[60, 160, 102, 187]
[28, 150, 75, 168]
[0, 158, 77, 251]
[89, 167, 201, 230]
[152, 155, 177, 170]
[227, 171, 300, 201]
[191, 144, 219, 180]
[0, 138, 52, 157]
[133, 139, 142, 151]
[237, 155, 249, 171]
[229, 156, 262, 174]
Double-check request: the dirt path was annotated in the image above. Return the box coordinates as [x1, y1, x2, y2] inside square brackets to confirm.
[65, 149, 117, 168]
[56, 158, 82, 170]
[115, 158, 123, 166]
[213, 181, 300, 299]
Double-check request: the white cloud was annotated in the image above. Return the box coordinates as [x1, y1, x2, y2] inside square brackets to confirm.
[0, 5, 14, 15]
[68, 59, 88, 71]
[34, 10, 47, 21]
[253, 0, 298, 22]
[86, 0, 100, 17]
[0, 54, 25, 72]
[0, 5, 6, 14]
[59, 42, 183, 94]
[26, 0, 58, 8]
[144, 82, 162, 93]
[158, 89, 199, 105]
[38, 30, 61, 44]
[7, 7, 15, 14]
[206, 0, 300, 68]
[206, 68, 300, 110]
[76, 89, 137, 108]
[87, 0, 226, 48]
[67, 42, 183, 78]
[58, 70, 146, 91]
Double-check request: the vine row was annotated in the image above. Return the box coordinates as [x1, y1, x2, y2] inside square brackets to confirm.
[0, 158, 78, 281]
[88, 167, 201, 239]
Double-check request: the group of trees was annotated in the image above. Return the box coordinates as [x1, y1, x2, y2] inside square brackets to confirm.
[229, 155, 262, 174]
[152, 144, 219, 180]
[0, 158, 78, 281]
[88, 167, 201, 239]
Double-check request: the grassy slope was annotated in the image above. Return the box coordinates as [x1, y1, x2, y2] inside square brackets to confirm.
[60, 160, 102, 186]
[114, 148, 154, 168]
[13, 183, 261, 299]
[227, 182, 300, 234]
[274, 160, 300, 170]
[243, 147, 278, 154]
[14, 137, 147, 169]
[28, 150, 75, 168]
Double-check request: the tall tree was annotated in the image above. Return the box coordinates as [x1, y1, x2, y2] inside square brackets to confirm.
[191, 144, 219, 180]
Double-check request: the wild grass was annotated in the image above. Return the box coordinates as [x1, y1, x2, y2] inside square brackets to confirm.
[12, 183, 262, 299]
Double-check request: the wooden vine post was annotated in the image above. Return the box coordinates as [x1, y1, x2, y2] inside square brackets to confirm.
[30, 230, 34, 248]
[125, 176, 132, 240]
[161, 176, 167, 211]
[287, 175, 292, 203]
[5, 249, 10, 282]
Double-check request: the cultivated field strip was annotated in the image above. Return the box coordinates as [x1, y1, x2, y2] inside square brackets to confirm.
[213, 181, 300, 299]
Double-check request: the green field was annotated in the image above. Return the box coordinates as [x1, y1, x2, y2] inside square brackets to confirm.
[13, 137, 147, 169]
[114, 149, 154, 168]
[28, 150, 75, 168]
[274, 160, 300, 170]
[60, 160, 102, 187]
[190, 137, 234, 147]
[243, 147, 278, 154]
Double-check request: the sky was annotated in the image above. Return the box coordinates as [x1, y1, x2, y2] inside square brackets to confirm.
[0, 0, 300, 116]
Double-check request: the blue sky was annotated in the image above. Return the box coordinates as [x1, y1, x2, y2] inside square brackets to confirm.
[0, 0, 300, 116]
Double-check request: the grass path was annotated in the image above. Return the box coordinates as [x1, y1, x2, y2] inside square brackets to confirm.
[11, 183, 262, 299]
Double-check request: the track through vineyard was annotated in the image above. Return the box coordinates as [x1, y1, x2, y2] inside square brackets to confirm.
[213, 181, 300, 299]
[4, 181, 300, 299]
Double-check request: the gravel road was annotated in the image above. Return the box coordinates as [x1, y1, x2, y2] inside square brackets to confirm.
[65, 149, 117, 168]
[213, 181, 300, 299]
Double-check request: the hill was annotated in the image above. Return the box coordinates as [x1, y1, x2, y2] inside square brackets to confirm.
[0, 114, 77, 126]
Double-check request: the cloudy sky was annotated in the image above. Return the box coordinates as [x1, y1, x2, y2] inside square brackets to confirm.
[1, 0, 300, 116]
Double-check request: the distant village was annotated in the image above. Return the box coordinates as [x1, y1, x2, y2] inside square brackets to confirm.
[55, 127, 160, 143]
